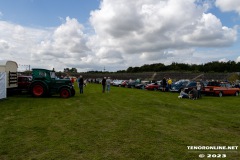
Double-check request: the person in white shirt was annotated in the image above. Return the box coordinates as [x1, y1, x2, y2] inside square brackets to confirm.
[106, 77, 111, 93]
[196, 82, 202, 98]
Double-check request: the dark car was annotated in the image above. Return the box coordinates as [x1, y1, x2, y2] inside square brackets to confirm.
[169, 79, 190, 92]
[126, 81, 140, 88]
[17, 75, 32, 92]
[135, 83, 146, 89]
[135, 81, 149, 89]
[184, 81, 205, 93]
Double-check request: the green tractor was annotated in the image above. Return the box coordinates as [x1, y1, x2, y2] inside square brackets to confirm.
[29, 68, 75, 98]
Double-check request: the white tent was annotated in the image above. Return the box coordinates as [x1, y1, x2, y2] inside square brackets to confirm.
[0, 72, 7, 99]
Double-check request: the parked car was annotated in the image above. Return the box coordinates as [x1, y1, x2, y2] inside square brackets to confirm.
[121, 80, 128, 87]
[203, 81, 239, 97]
[126, 81, 140, 88]
[145, 82, 160, 91]
[184, 81, 205, 93]
[134, 83, 145, 89]
[112, 80, 123, 87]
[169, 79, 190, 92]
[17, 75, 32, 92]
[135, 81, 149, 89]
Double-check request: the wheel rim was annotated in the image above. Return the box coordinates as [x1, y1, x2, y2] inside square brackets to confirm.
[61, 89, 70, 98]
[236, 92, 239, 96]
[33, 85, 44, 96]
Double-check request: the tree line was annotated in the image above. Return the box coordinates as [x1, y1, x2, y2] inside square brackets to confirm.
[62, 61, 240, 73]
[117, 61, 240, 73]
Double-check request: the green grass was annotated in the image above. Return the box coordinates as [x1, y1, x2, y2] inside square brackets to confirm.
[0, 83, 239, 160]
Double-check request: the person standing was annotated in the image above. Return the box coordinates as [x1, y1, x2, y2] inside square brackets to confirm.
[106, 77, 111, 93]
[78, 75, 84, 94]
[162, 77, 167, 92]
[167, 78, 172, 90]
[102, 77, 106, 93]
[196, 82, 202, 98]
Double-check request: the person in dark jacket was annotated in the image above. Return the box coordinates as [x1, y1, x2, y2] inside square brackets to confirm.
[162, 77, 167, 92]
[189, 87, 198, 100]
[102, 77, 106, 93]
[78, 75, 84, 94]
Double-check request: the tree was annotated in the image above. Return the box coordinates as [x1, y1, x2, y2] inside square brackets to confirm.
[64, 68, 77, 73]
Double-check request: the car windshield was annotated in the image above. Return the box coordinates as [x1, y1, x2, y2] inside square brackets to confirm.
[174, 80, 189, 85]
[175, 82, 181, 85]
[225, 83, 231, 88]
[186, 82, 196, 87]
[207, 81, 220, 86]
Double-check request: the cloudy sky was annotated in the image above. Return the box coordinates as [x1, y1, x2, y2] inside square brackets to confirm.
[0, 0, 240, 72]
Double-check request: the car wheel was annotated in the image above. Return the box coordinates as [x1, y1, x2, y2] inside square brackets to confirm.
[218, 91, 223, 97]
[60, 88, 71, 98]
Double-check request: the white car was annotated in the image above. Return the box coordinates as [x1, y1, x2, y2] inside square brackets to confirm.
[112, 80, 123, 87]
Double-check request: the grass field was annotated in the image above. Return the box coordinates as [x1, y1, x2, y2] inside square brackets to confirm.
[0, 83, 239, 160]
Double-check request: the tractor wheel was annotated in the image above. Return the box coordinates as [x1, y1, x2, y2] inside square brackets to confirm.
[31, 83, 46, 97]
[60, 88, 71, 98]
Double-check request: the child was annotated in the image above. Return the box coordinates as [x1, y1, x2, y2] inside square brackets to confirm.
[178, 89, 189, 98]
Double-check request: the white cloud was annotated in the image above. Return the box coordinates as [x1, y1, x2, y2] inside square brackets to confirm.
[182, 13, 237, 46]
[215, 0, 240, 14]
[34, 17, 89, 58]
[0, 39, 9, 49]
[218, 58, 229, 62]
[0, 21, 50, 64]
[236, 56, 240, 63]
[0, 0, 239, 72]
[89, 0, 237, 68]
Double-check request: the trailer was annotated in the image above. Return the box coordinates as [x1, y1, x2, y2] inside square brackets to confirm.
[0, 72, 6, 99]
[0, 60, 18, 95]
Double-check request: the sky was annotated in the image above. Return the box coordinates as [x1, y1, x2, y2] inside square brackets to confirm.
[0, 0, 240, 72]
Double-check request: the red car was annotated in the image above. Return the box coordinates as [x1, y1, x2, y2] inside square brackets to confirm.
[120, 80, 128, 87]
[145, 82, 160, 91]
[204, 81, 239, 97]
[17, 75, 32, 92]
